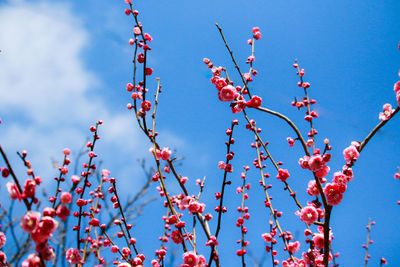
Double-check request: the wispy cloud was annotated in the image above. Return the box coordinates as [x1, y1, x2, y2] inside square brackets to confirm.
[0, 1, 158, 189]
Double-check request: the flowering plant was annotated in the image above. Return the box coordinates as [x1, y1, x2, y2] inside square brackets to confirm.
[0, 1, 399, 267]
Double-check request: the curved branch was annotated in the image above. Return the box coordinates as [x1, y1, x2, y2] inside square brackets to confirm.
[256, 106, 310, 157]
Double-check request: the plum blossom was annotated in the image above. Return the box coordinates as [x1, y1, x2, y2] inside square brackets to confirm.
[0, 251, 6, 265]
[276, 169, 290, 182]
[287, 137, 295, 147]
[171, 230, 183, 244]
[0, 231, 6, 249]
[21, 253, 41, 267]
[261, 233, 273, 242]
[60, 192, 72, 204]
[332, 171, 348, 193]
[182, 251, 198, 267]
[313, 233, 325, 249]
[288, 241, 300, 253]
[394, 81, 400, 106]
[218, 85, 238, 102]
[253, 27, 261, 40]
[379, 104, 394, 121]
[205, 236, 218, 246]
[306, 180, 320, 196]
[343, 143, 360, 163]
[20, 211, 41, 233]
[66, 248, 82, 264]
[299, 205, 318, 225]
[324, 183, 343, 206]
[6, 182, 20, 200]
[246, 95, 262, 108]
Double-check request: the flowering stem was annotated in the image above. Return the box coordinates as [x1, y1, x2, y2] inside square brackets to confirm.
[215, 23, 252, 97]
[256, 106, 310, 157]
[363, 219, 373, 267]
[82, 174, 105, 262]
[0, 145, 31, 210]
[214, 121, 236, 238]
[51, 154, 67, 209]
[359, 107, 400, 152]
[240, 169, 248, 267]
[76, 122, 101, 250]
[242, 111, 307, 212]
[322, 106, 400, 266]
[112, 181, 139, 255]
[253, 129, 295, 262]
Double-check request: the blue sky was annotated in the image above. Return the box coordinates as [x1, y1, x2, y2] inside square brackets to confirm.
[0, 0, 400, 266]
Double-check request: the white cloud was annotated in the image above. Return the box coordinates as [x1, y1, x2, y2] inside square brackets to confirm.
[0, 1, 159, 188]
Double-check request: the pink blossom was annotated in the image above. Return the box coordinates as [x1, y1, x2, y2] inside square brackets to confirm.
[149, 146, 162, 160]
[160, 147, 171, 160]
[118, 263, 131, 267]
[41, 246, 55, 261]
[299, 206, 318, 225]
[197, 255, 206, 267]
[62, 148, 70, 156]
[0, 251, 6, 265]
[287, 137, 295, 147]
[6, 181, 21, 200]
[218, 85, 238, 102]
[379, 104, 394, 121]
[178, 195, 195, 211]
[261, 233, 273, 242]
[276, 169, 290, 182]
[182, 251, 198, 267]
[313, 233, 324, 249]
[0, 231, 6, 249]
[141, 100, 152, 111]
[21, 253, 41, 267]
[20, 211, 41, 233]
[137, 53, 145, 63]
[218, 161, 226, 170]
[60, 192, 72, 204]
[315, 165, 330, 178]
[56, 205, 70, 221]
[243, 72, 252, 81]
[145, 68, 153, 76]
[171, 230, 183, 244]
[43, 207, 56, 217]
[343, 144, 359, 162]
[144, 33, 153, 42]
[66, 248, 82, 264]
[288, 241, 300, 253]
[35, 216, 59, 240]
[307, 180, 320, 196]
[332, 171, 348, 193]
[188, 200, 205, 214]
[205, 236, 218, 246]
[324, 183, 344, 206]
[111, 245, 119, 253]
[71, 175, 80, 184]
[133, 26, 141, 35]
[308, 155, 325, 172]
[253, 27, 261, 40]
[24, 179, 36, 198]
[394, 81, 400, 94]
[299, 156, 310, 169]
[214, 78, 227, 90]
[246, 95, 262, 108]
